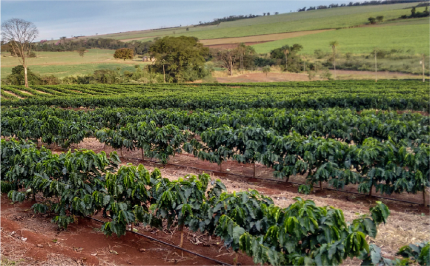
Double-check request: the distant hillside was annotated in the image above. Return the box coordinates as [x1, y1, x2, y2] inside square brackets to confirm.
[47, 2, 428, 57]
[83, 2, 422, 42]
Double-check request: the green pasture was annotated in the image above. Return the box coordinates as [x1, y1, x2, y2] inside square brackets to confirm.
[98, 2, 422, 41]
[252, 20, 430, 55]
[1, 49, 148, 78]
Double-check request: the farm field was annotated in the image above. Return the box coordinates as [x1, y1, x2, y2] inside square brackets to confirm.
[199, 29, 334, 47]
[252, 19, 430, 54]
[1, 80, 429, 265]
[82, 3, 421, 41]
[1, 49, 148, 78]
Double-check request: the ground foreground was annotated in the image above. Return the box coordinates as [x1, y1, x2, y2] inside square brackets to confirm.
[1, 139, 429, 266]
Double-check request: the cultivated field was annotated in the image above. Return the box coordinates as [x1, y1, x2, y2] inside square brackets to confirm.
[82, 3, 421, 42]
[1, 49, 149, 78]
[1, 81, 429, 265]
[253, 18, 430, 54]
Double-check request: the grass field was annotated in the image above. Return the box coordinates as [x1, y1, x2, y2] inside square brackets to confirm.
[82, 2, 421, 42]
[252, 19, 430, 54]
[1, 49, 149, 78]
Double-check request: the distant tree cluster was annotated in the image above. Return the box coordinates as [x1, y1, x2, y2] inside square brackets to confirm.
[114, 48, 134, 60]
[32, 38, 153, 55]
[298, 0, 422, 12]
[400, 6, 429, 18]
[149, 36, 210, 82]
[197, 14, 261, 26]
[270, 44, 304, 72]
[213, 43, 256, 75]
[368, 15, 384, 24]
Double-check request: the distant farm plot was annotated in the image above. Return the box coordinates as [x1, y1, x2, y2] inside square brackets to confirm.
[252, 20, 430, 54]
[1, 49, 149, 78]
[200, 29, 333, 47]
[88, 3, 420, 42]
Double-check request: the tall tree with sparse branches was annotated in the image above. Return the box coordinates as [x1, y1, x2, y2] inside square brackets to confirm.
[329, 41, 339, 79]
[1, 18, 39, 88]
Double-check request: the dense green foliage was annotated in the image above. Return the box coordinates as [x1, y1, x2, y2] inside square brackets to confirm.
[1, 138, 392, 266]
[1, 79, 428, 265]
[2, 102, 429, 197]
[33, 38, 153, 55]
[149, 36, 210, 82]
[113, 48, 134, 61]
[1, 80, 429, 111]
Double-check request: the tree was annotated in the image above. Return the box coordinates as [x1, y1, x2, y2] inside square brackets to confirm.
[149, 36, 209, 82]
[368, 17, 376, 24]
[215, 49, 238, 76]
[262, 65, 271, 77]
[1, 18, 39, 88]
[329, 41, 339, 79]
[411, 7, 416, 16]
[235, 43, 256, 73]
[270, 44, 303, 72]
[114, 48, 134, 61]
[376, 15, 384, 22]
[4, 65, 41, 85]
[237, 43, 246, 73]
[78, 47, 86, 57]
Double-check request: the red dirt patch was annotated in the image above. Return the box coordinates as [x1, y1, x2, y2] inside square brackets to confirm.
[1, 194, 255, 265]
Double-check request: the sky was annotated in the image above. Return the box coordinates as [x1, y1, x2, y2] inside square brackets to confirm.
[2, 0, 355, 41]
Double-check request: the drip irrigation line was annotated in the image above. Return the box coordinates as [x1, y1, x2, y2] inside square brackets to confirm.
[122, 156, 429, 207]
[87, 216, 232, 266]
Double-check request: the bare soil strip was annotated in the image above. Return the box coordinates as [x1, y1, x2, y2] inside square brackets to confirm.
[2, 91, 24, 99]
[200, 29, 334, 46]
[18, 90, 34, 95]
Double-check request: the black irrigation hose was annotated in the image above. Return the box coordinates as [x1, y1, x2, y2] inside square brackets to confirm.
[122, 156, 430, 207]
[87, 216, 232, 266]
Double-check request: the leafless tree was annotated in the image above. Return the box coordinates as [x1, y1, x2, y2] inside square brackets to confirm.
[2, 18, 38, 87]
[215, 49, 238, 76]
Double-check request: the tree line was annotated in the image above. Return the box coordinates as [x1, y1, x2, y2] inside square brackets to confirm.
[33, 37, 153, 55]
[297, 0, 422, 12]
[196, 12, 281, 27]
[400, 6, 429, 18]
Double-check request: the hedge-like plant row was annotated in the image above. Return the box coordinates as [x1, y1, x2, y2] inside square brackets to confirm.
[1, 138, 393, 266]
[2, 103, 430, 196]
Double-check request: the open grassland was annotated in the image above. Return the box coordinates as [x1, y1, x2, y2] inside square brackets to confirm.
[252, 20, 430, 54]
[1, 49, 148, 78]
[80, 3, 420, 42]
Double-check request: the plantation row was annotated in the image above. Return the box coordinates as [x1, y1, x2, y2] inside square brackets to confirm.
[0, 138, 390, 265]
[2, 139, 429, 266]
[1, 80, 429, 110]
[3, 109, 429, 197]
[3, 106, 429, 146]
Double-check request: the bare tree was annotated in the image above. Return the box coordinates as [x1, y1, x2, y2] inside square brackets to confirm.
[2, 18, 38, 87]
[215, 49, 238, 76]
[329, 41, 339, 80]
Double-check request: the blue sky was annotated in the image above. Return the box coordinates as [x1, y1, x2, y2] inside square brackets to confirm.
[2, 1, 354, 41]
